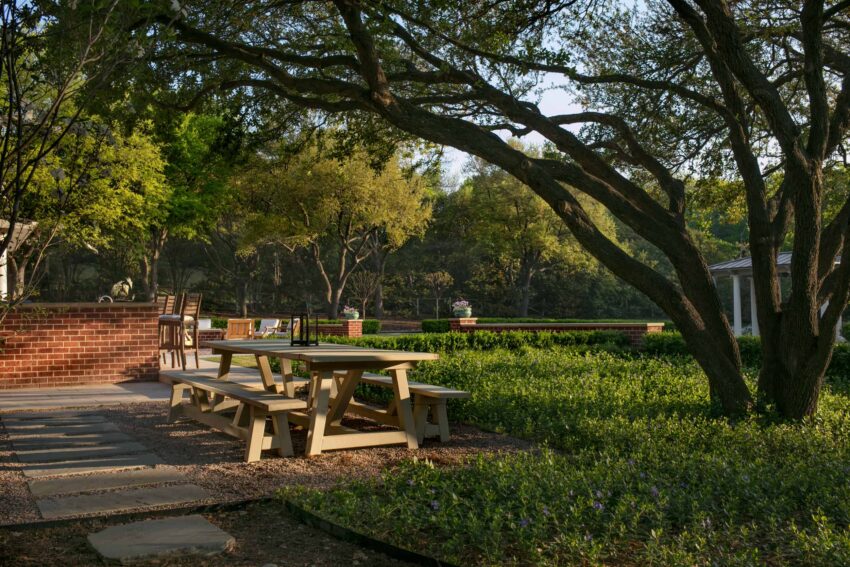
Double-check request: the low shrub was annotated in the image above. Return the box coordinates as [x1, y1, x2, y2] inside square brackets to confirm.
[421, 319, 451, 333]
[644, 331, 850, 375]
[320, 329, 630, 353]
[284, 347, 850, 565]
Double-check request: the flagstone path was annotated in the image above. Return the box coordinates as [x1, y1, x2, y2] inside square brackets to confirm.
[2, 409, 236, 562]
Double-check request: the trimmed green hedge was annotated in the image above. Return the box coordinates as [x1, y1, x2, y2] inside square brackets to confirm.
[421, 317, 674, 333]
[320, 329, 629, 353]
[644, 331, 850, 375]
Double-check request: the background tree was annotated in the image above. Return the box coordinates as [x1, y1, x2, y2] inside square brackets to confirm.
[238, 141, 431, 318]
[423, 271, 454, 319]
[0, 0, 124, 320]
[346, 269, 381, 318]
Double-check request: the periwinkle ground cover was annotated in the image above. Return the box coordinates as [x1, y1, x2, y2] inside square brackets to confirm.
[283, 348, 850, 565]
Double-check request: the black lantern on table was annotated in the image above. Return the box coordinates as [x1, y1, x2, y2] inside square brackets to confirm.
[290, 314, 319, 346]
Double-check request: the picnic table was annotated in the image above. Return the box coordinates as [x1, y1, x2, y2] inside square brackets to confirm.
[200, 340, 439, 456]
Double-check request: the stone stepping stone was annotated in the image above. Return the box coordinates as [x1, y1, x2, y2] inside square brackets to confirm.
[88, 515, 233, 564]
[15, 441, 150, 463]
[2, 410, 102, 420]
[38, 484, 209, 519]
[10, 431, 134, 450]
[21, 453, 164, 479]
[2, 419, 109, 432]
[1, 415, 106, 426]
[28, 467, 188, 498]
[4, 423, 121, 438]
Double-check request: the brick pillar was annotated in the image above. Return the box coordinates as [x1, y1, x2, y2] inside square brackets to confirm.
[341, 319, 362, 337]
[449, 318, 478, 332]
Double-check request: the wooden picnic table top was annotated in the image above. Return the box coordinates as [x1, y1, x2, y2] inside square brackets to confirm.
[200, 339, 439, 366]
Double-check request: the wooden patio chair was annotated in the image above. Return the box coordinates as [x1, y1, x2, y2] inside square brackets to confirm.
[175, 293, 202, 370]
[158, 294, 182, 365]
[226, 318, 255, 340]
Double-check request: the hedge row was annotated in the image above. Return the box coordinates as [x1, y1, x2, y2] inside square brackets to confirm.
[206, 316, 380, 334]
[421, 318, 675, 333]
[320, 329, 630, 353]
[644, 331, 850, 376]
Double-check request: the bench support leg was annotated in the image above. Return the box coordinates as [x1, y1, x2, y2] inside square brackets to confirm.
[434, 400, 451, 442]
[245, 407, 268, 463]
[413, 397, 429, 444]
[272, 413, 294, 457]
[168, 384, 190, 423]
[281, 359, 295, 397]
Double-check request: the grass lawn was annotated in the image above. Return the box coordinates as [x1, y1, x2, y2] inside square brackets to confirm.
[283, 347, 850, 566]
[203, 355, 258, 368]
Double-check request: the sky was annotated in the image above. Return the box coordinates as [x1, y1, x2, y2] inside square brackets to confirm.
[441, 73, 582, 187]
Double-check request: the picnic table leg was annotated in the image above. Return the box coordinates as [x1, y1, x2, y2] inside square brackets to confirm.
[390, 369, 419, 450]
[305, 370, 333, 456]
[245, 406, 268, 463]
[280, 359, 296, 397]
[211, 351, 233, 407]
[328, 370, 363, 426]
[255, 355, 279, 393]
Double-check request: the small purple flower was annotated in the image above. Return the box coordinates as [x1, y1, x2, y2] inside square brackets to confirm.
[639, 472, 646, 479]
[592, 501, 604, 511]
[650, 486, 660, 498]
[519, 518, 531, 528]
[430, 500, 439, 511]
[679, 482, 688, 489]
[429, 488, 437, 494]
[627, 459, 636, 466]
[542, 506, 551, 517]
[594, 490, 603, 498]
[406, 479, 415, 486]
[584, 533, 593, 542]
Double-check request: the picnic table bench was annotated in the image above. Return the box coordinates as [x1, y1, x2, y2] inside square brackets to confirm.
[162, 341, 469, 461]
[338, 371, 470, 442]
[161, 370, 307, 462]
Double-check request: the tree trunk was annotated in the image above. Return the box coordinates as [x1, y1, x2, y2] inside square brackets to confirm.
[373, 253, 387, 319]
[328, 286, 343, 319]
[517, 263, 534, 317]
[239, 279, 249, 317]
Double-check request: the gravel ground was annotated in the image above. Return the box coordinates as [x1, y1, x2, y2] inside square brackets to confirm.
[0, 499, 415, 566]
[0, 402, 531, 525]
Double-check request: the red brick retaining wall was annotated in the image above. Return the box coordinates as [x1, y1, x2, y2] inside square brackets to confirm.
[198, 328, 225, 343]
[318, 319, 362, 337]
[448, 318, 664, 347]
[0, 303, 159, 389]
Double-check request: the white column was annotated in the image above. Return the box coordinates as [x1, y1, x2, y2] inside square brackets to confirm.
[732, 274, 743, 336]
[749, 277, 759, 337]
[0, 247, 7, 301]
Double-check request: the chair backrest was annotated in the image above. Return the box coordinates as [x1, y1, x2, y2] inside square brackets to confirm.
[226, 319, 254, 340]
[258, 319, 280, 337]
[163, 294, 178, 315]
[154, 294, 168, 314]
[182, 293, 202, 319]
[172, 293, 186, 315]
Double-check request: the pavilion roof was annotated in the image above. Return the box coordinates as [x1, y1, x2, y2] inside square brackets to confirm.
[708, 252, 838, 276]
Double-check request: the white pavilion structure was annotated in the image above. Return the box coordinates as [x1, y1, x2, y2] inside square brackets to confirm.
[709, 252, 843, 339]
[0, 219, 37, 301]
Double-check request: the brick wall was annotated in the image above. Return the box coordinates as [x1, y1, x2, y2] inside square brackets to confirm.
[198, 328, 225, 343]
[0, 303, 159, 389]
[318, 319, 362, 337]
[448, 318, 664, 347]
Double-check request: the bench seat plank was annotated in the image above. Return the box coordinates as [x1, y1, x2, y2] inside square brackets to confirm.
[356, 372, 470, 398]
[161, 370, 307, 412]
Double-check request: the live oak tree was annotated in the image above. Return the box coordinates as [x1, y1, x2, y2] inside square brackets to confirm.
[124, 0, 850, 418]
